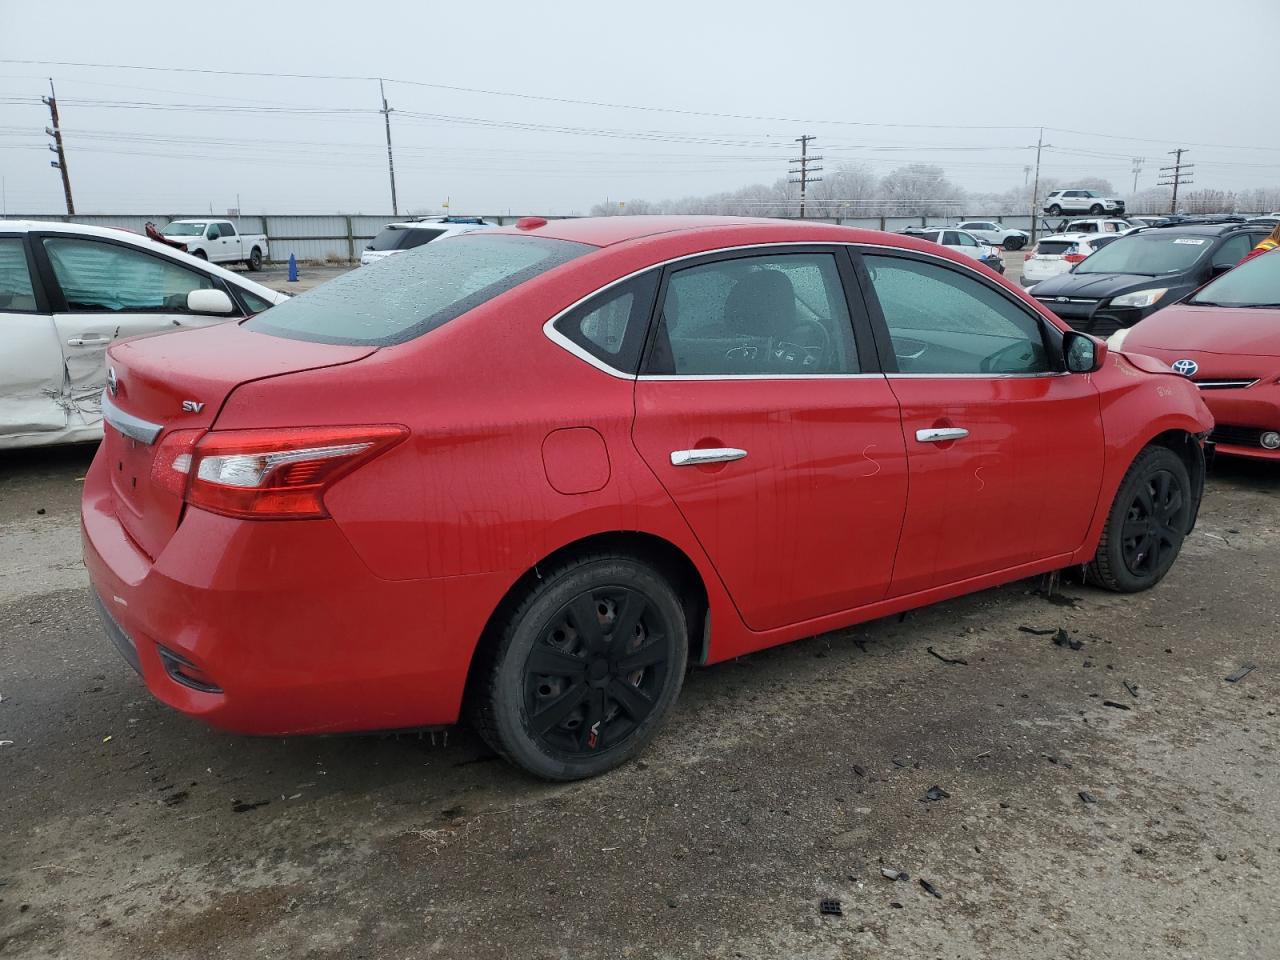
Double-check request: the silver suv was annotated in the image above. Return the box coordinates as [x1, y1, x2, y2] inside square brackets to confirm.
[360, 216, 497, 266]
[1042, 189, 1125, 217]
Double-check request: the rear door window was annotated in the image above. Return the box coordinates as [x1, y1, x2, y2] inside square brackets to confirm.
[0, 238, 37, 312]
[248, 233, 592, 346]
[1212, 233, 1256, 267]
[643, 251, 859, 376]
[552, 271, 659, 374]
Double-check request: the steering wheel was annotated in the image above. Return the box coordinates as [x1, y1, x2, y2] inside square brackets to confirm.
[771, 318, 831, 371]
[979, 341, 1036, 373]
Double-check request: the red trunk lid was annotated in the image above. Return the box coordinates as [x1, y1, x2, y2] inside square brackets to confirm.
[103, 322, 375, 559]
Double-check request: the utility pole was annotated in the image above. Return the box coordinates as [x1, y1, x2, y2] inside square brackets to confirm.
[1130, 157, 1144, 194]
[1158, 148, 1193, 214]
[43, 79, 74, 215]
[1029, 127, 1044, 242]
[1023, 164, 1031, 186]
[379, 78, 399, 216]
[789, 135, 822, 219]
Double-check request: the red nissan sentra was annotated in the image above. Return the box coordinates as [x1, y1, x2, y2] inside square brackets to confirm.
[1108, 249, 1280, 460]
[83, 216, 1213, 780]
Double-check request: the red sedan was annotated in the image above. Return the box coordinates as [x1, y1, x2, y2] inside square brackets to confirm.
[83, 216, 1212, 780]
[1109, 249, 1280, 461]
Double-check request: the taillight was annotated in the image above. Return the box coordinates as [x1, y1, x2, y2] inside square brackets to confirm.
[179, 425, 408, 520]
[1063, 253, 1087, 264]
[1024, 251, 1035, 261]
[151, 429, 204, 497]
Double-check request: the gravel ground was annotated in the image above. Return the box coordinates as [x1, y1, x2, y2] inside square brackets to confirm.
[2, 394, 1277, 959]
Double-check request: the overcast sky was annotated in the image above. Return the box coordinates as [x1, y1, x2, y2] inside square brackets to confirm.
[1, 0, 1277, 216]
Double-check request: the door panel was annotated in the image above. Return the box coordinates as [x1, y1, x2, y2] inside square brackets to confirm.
[633, 248, 908, 631]
[855, 249, 1104, 595]
[634, 379, 909, 629]
[0, 237, 64, 437]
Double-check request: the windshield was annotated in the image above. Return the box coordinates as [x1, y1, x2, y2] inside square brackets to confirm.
[162, 222, 207, 236]
[1075, 233, 1211, 276]
[1188, 249, 1280, 307]
[247, 234, 592, 346]
[367, 225, 445, 251]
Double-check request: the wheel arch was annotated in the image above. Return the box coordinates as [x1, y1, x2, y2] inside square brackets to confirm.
[1145, 427, 1207, 533]
[461, 530, 712, 709]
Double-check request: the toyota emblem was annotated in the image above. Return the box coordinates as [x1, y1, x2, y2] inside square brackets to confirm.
[107, 366, 118, 396]
[1171, 358, 1198, 377]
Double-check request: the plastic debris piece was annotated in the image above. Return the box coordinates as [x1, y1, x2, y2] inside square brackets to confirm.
[1225, 663, 1256, 683]
[1079, 791, 1098, 804]
[927, 646, 968, 665]
[819, 898, 843, 916]
[231, 799, 270, 813]
[880, 867, 909, 881]
[920, 785, 951, 803]
[890, 901, 904, 909]
[1123, 681, 1139, 698]
[853, 763, 866, 777]
[1101, 700, 1131, 711]
[919, 879, 942, 899]
[102, 735, 112, 743]
[0, 740, 13, 747]
[1018, 626, 1057, 636]
[1052, 628, 1084, 651]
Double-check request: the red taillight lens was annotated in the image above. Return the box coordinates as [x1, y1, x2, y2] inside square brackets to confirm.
[1024, 251, 1035, 261]
[1063, 253, 1086, 264]
[182, 425, 408, 520]
[151, 428, 204, 498]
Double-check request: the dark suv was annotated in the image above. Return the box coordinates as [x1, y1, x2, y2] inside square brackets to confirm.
[1029, 220, 1271, 336]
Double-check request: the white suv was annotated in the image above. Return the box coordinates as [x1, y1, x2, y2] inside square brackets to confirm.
[1042, 189, 1126, 216]
[955, 221, 1029, 250]
[1020, 232, 1121, 288]
[360, 216, 497, 266]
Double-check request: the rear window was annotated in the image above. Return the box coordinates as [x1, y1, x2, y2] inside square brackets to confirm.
[367, 226, 446, 251]
[246, 234, 592, 346]
[1036, 241, 1072, 255]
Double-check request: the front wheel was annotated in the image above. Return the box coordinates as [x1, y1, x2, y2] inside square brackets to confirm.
[470, 554, 689, 780]
[1089, 204, 1104, 215]
[1088, 446, 1193, 592]
[191, 249, 208, 260]
[247, 247, 262, 271]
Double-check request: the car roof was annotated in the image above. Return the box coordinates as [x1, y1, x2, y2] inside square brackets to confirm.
[491, 215, 801, 247]
[1140, 222, 1250, 237]
[0, 218, 286, 302]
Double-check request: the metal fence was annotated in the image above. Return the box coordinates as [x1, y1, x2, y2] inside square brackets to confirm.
[7, 211, 1266, 261]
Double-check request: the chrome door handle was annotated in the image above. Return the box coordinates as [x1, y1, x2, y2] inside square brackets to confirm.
[66, 336, 111, 346]
[670, 447, 747, 467]
[916, 427, 969, 443]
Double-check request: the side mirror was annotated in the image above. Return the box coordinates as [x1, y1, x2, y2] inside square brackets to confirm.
[187, 288, 235, 315]
[1210, 261, 1235, 277]
[1064, 331, 1107, 372]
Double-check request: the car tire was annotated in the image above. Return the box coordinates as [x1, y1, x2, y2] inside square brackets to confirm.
[192, 249, 208, 260]
[1089, 204, 1104, 215]
[469, 553, 689, 781]
[1005, 236, 1025, 251]
[1047, 205, 1062, 216]
[247, 247, 263, 271]
[1087, 446, 1193, 593]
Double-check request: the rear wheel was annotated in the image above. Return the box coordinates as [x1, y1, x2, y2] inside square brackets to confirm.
[470, 554, 688, 780]
[247, 247, 262, 271]
[1088, 446, 1192, 592]
[1005, 236, 1025, 251]
[1047, 204, 1062, 216]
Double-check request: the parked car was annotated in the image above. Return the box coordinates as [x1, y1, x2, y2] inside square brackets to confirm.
[1043, 189, 1126, 216]
[1109, 249, 1280, 460]
[360, 216, 497, 266]
[82, 216, 1211, 780]
[1029, 220, 1273, 336]
[159, 219, 269, 271]
[1062, 218, 1137, 236]
[0, 219, 287, 450]
[955, 220, 1029, 250]
[1019, 233, 1122, 288]
[900, 227, 1004, 271]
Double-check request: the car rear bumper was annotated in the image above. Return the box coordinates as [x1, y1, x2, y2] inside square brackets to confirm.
[81, 449, 513, 735]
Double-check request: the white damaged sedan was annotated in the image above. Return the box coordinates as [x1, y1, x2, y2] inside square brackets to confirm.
[0, 220, 287, 449]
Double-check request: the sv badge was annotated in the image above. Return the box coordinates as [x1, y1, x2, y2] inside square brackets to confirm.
[181, 400, 205, 413]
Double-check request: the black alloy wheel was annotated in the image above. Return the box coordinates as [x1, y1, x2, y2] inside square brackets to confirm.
[470, 554, 688, 780]
[1089, 445, 1193, 592]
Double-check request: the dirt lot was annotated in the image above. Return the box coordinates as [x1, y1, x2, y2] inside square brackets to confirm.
[1, 440, 1277, 960]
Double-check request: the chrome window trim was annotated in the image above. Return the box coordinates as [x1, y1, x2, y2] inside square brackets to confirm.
[101, 391, 163, 444]
[542, 239, 1060, 382]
